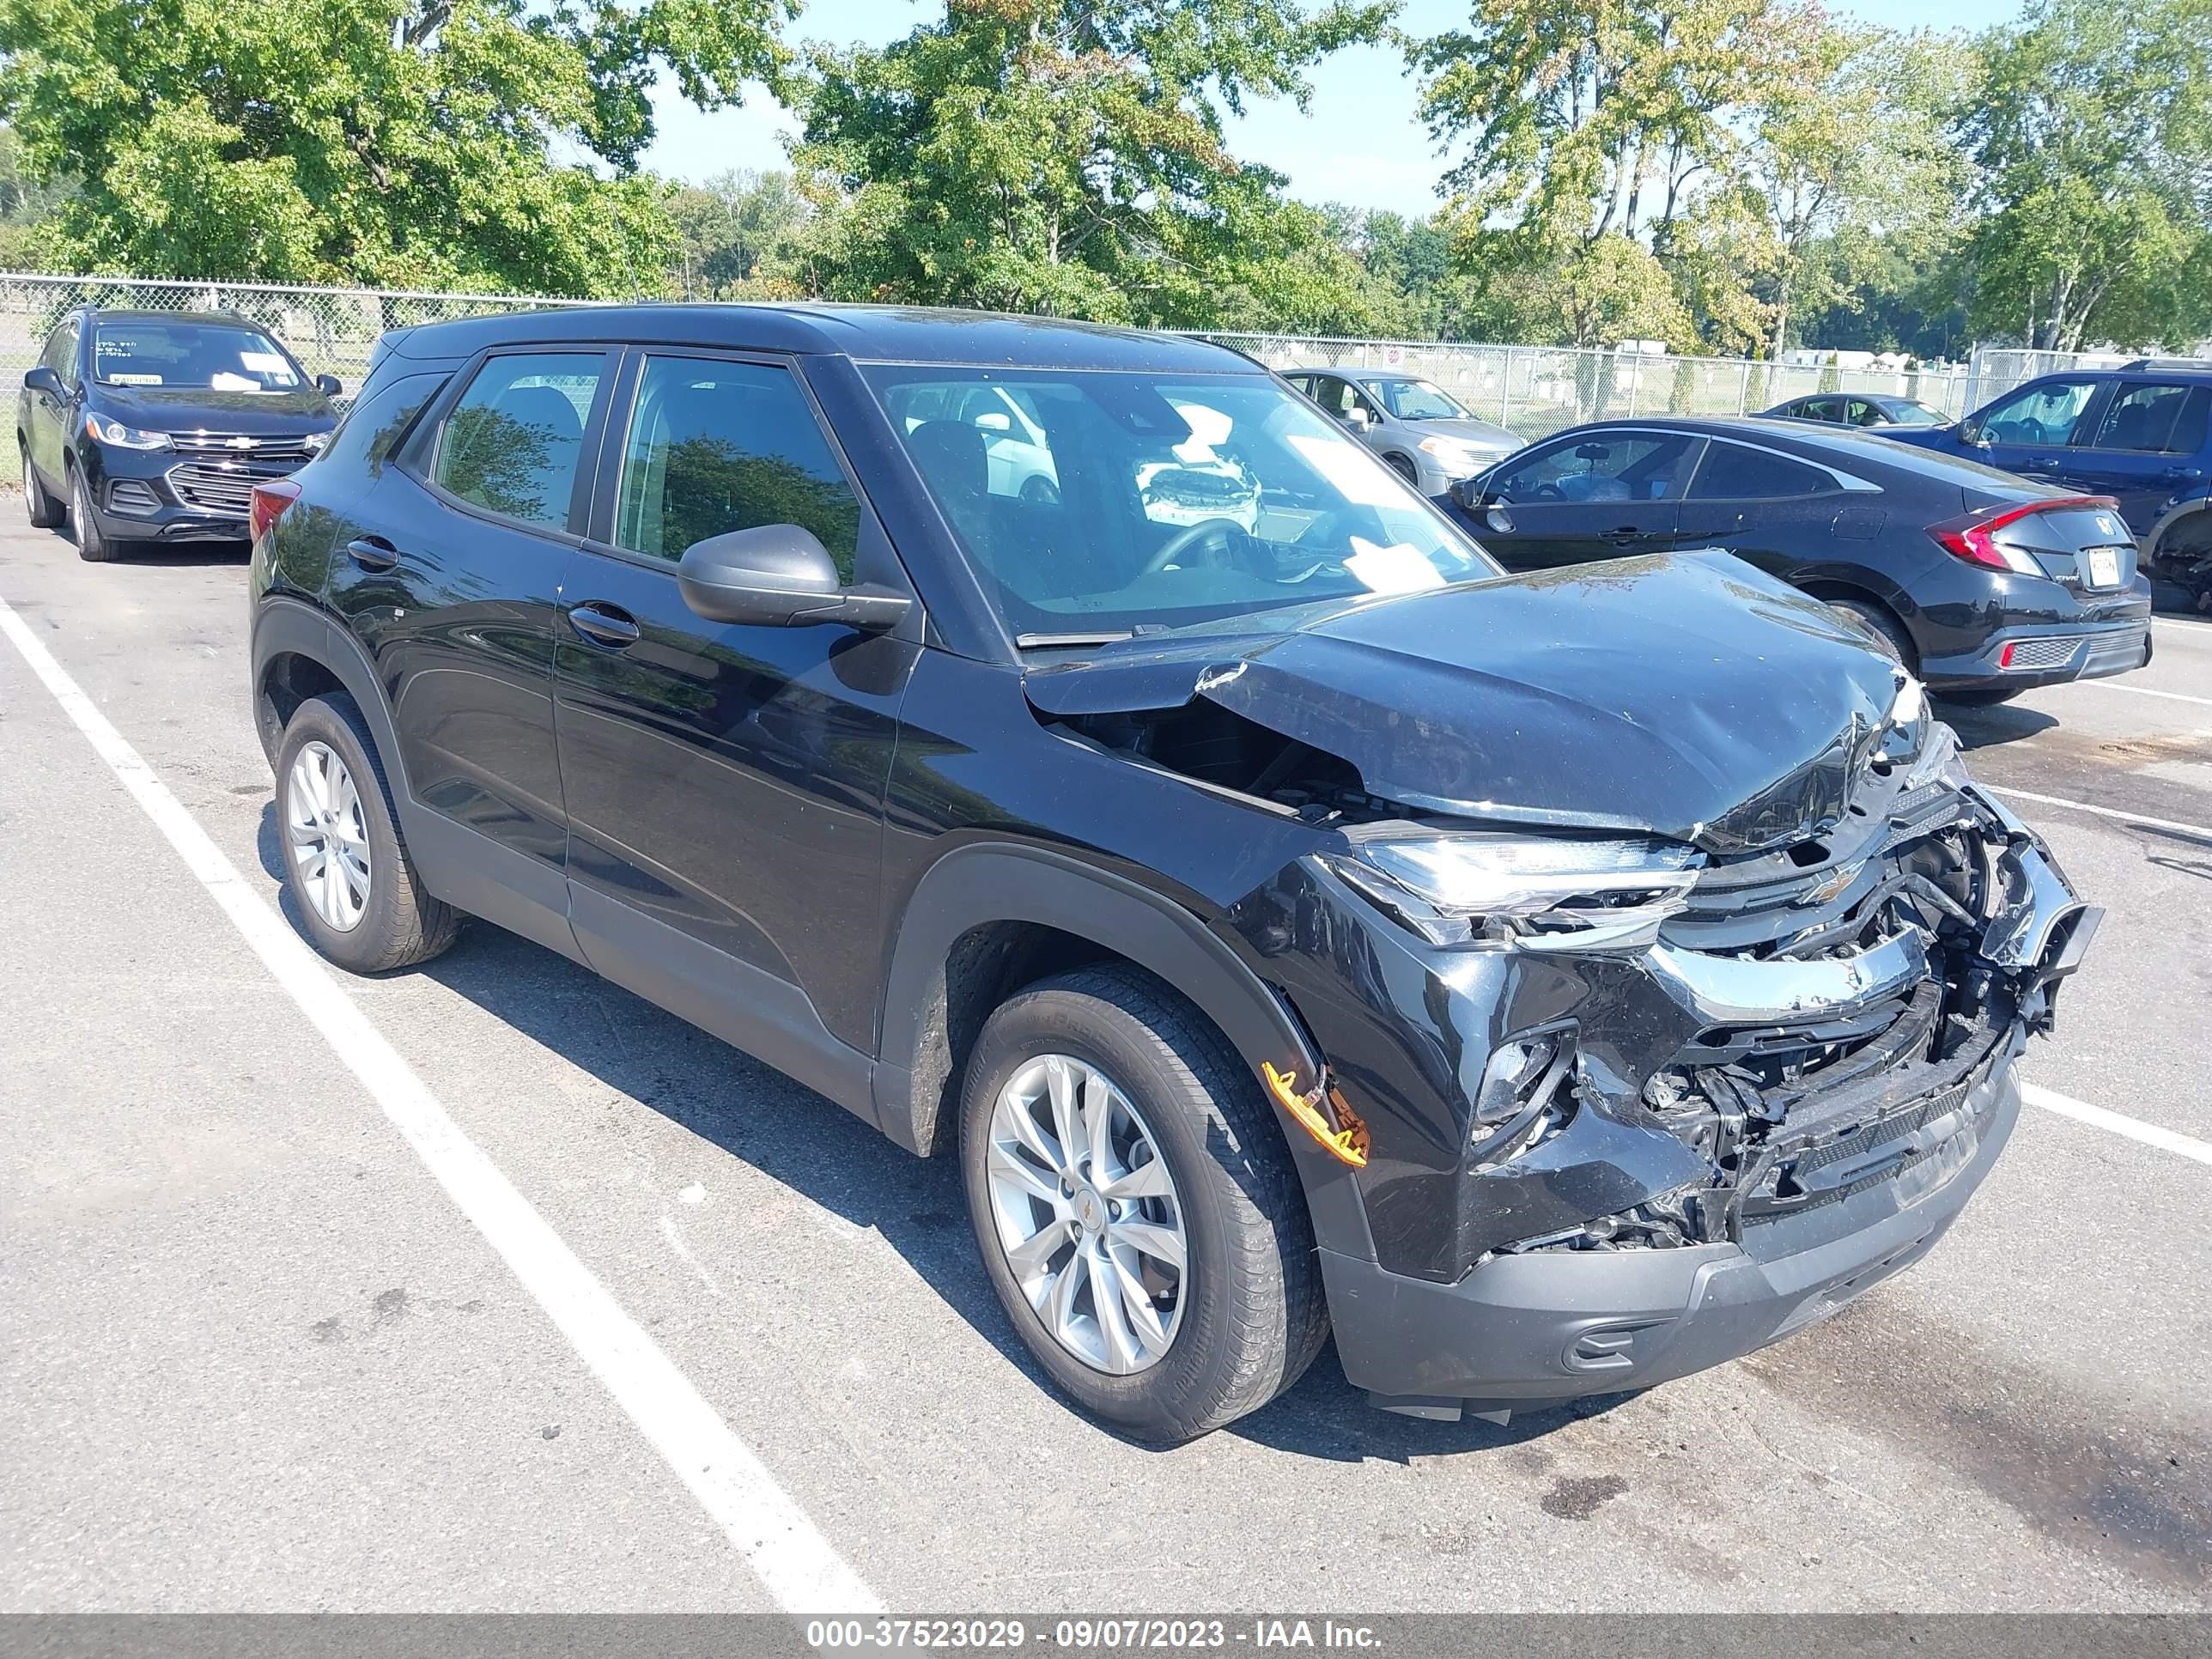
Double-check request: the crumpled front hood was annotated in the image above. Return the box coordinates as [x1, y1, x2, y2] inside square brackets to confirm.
[1025, 554, 1905, 854]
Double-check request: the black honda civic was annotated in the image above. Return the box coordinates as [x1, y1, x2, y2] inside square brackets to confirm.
[17, 307, 342, 561]
[1449, 416, 2154, 704]
[251, 307, 2097, 1441]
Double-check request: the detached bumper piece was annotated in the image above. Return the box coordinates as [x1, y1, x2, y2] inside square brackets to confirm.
[1328, 760, 2094, 1421]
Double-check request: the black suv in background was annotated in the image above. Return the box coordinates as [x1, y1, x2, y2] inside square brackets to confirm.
[18, 307, 343, 560]
[1449, 416, 2154, 702]
[250, 307, 2096, 1442]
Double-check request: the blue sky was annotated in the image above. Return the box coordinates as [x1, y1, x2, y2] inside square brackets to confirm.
[645, 0, 2024, 218]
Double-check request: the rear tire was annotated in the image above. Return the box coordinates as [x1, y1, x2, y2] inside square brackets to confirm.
[21, 442, 61, 529]
[276, 693, 459, 974]
[1827, 598, 1915, 672]
[959, 965, 1328, 1444]
[70, 465, 117, 562]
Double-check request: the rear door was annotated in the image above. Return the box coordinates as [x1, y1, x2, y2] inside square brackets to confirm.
[2060, 381, 2211, 537]
[1472, 429, 1699, 568]
[1674, 438, 1850, 580]
[552, 348, 920, 1066]
[330, 346, 611, 896]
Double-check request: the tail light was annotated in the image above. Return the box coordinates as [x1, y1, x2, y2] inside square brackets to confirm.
[249, 478, 302, 543]
[1927, 495, 2118, 575]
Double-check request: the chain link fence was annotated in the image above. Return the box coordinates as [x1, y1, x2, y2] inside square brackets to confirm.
[0, 272, 605, 394]
[2, 270, 2157, 435]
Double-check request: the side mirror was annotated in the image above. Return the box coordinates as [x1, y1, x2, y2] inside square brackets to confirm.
[676, 524, 911, 632]
[314, 374, 344, 398]
[23, 365, 60, 397]
[1346, 407, 1371, 429]
[1960, 421, 1985, 446]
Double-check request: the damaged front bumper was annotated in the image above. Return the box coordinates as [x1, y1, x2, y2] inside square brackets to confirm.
[1230, 761, 2095, 1420]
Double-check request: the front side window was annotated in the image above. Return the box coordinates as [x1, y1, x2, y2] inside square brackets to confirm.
[432, 353, 604, 529]
[42, 319, 79, 385]
[1887, 400, 1948, 427]
[1489, 433, 1699, 505]
[2088, 383, 2209, 454]
[864, 366, 1496, 638]
[1370, 379, 1468, 421]
[1976, 379, 2100, 447]
[614, 356, 860, 577]
[1688, 443, 1836, 501]
[92, 320, 302, 392]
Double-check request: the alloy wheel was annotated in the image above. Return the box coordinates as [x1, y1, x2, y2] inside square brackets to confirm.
[984, 1054, 1188, 1375]
[286, 740, 371, 932]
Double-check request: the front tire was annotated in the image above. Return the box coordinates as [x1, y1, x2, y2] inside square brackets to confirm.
[21, 442, 62, 529]
[959, 966, 1328, 1443]
[276, 693, 459, 973]
[70, 465, 117, 562]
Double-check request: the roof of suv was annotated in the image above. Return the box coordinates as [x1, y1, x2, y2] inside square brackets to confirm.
[383, 302, 1258, 374]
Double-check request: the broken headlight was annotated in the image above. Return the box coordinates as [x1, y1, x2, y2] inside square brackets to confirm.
[1323, 834, 1701, 951]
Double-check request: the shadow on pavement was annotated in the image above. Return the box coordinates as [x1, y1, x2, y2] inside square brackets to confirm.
[1938, 699, 2057, 750]
[253, 799, 1633, 1459]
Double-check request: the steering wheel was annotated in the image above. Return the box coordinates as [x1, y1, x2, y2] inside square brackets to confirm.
[1138, 517, 1243, 578]
[2012, 418, 2046, 446]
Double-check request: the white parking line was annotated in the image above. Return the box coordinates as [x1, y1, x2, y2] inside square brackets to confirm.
[0, 595, 879, 1616]
[2083, 679, 2212, 710]
[1987, 785, 2212, 842]
[2024, 1085, 2212, 1169]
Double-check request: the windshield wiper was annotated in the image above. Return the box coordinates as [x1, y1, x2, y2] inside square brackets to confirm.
[1015, 630, 1136, 649]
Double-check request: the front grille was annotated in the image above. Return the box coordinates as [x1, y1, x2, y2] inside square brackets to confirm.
[165, 438, 311, 518]
[1741, 1067, 1992, 1227]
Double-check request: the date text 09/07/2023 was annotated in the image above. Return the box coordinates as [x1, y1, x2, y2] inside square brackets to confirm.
[803, 1619, 1385, 1650]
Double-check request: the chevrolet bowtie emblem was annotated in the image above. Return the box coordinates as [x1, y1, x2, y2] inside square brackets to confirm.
[1802, 860, 1865, 907]
[225, 435, 257, 450]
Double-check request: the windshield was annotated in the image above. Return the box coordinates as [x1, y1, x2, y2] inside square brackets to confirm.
[1369, 378, 1469, 421]
[92, 321, 303, 392]
[863, 367, 1498, 639]
[1887, 401, 1948, 426]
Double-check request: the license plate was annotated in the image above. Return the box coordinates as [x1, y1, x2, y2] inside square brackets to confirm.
[2087, 545, 2121, 587]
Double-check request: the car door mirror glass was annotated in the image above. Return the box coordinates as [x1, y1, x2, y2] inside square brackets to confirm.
[315, 374, 344, 398]
[23, 365, 60, 396]
[677, 524, 910, 632]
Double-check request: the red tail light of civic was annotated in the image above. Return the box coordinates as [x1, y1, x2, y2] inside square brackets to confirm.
[249, 478, 303, 544]
[1926, 495, 2118, 575]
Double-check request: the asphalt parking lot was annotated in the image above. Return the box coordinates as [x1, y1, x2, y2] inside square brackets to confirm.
[2, 514, 2208, 1615]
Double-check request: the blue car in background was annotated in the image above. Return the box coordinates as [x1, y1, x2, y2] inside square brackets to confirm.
[1887, 360, 2212, 608]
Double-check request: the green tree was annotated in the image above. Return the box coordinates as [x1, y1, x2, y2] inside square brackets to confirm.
[668, 168, 812, 298]
[1961, 0, 2212, 349]
[788, 0, 1393, 324]
[0, 0, 793, 292]
[0, 124, 69, 269]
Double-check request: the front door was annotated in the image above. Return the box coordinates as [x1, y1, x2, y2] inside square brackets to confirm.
[27, 316, 80, 487]
[1470, 429, 1699, 569]
[553, 349, 919, 1073]
[1965, 377, 2106, 486]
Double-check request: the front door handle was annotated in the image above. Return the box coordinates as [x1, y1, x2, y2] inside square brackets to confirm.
[346, 536, 399, 571]
[1601, 526, 1644, 544]
[2159, 465, 2204, 483]
[2026, 456, 2063, 470]
[568, 602, 641, 648]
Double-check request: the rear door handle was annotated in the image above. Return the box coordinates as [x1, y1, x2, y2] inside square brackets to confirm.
[2160, 466, 2204, 483]
[346, 537, 399, 571]
[568, 602, 640, 648]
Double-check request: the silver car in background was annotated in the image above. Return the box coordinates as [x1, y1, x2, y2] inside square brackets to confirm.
[1284, 367, 1523, 496]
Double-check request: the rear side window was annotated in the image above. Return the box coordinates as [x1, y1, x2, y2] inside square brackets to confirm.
[613, 356, 860, 578]
[321, 369, 450, 477]
[1491, 433, 1699, 504]
[2088, 383, 2209, 455]
[432, 353, 605, 529]
[1688, 443, 1835, 501]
